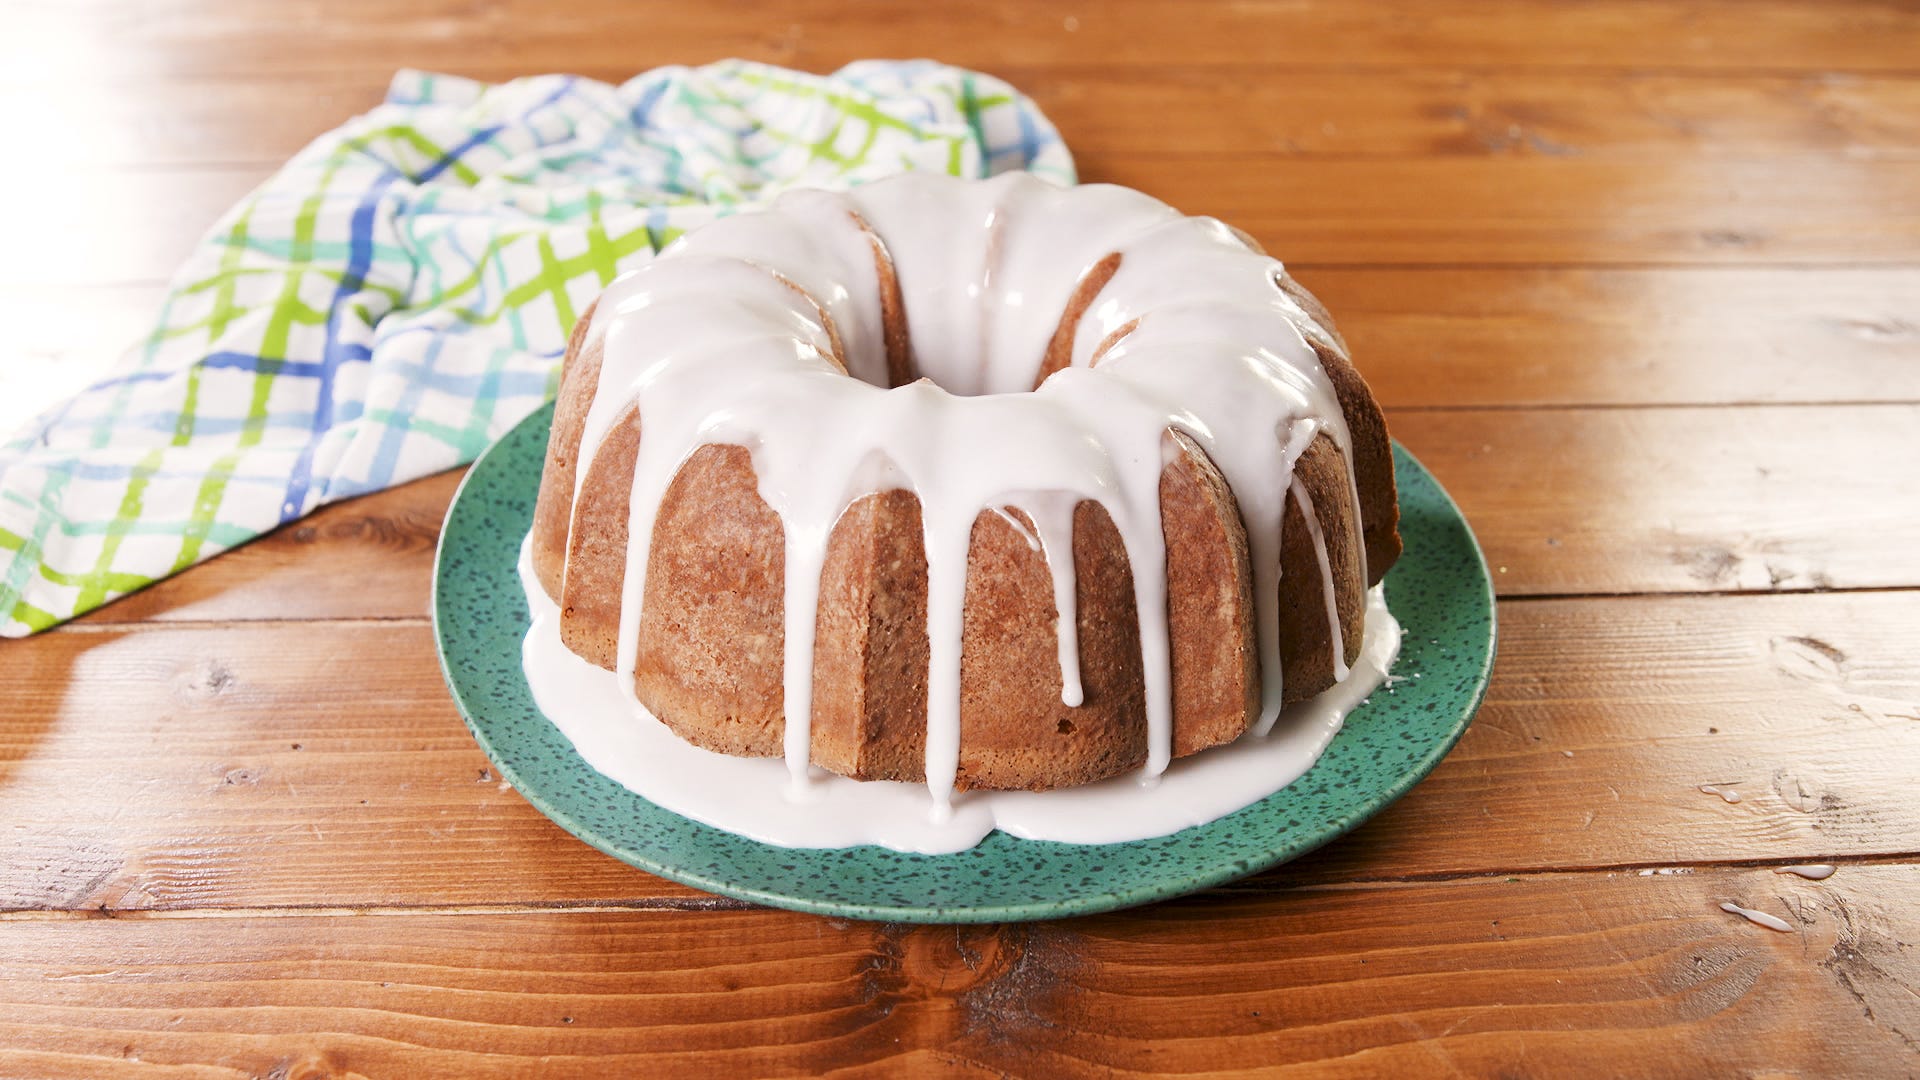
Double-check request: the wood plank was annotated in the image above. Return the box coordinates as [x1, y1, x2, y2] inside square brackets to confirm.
[66, 468, 462, 627]
[1159, 158, 1920, 269]
[8, 265, 1892, 420]
[13, 592, 1920, 912]
[1, 865, 1914, 1076]
[11, 0, 1919, 80]
[1306, 267, 1920, 408]
[61, 401, 1920, 629]
[17, 157, 1919, 289]
[0, 620, 710, 912]
[12, 267, 1916, 447]
[1302, 590, 1920, 882]
[1391, 404, 1920, 596]
[6, 0, 1913, 1064]
[1030, 67, 1920, 162]
[13, 69, 1920, 169]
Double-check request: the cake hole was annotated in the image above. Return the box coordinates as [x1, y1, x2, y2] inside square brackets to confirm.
[872, 253, 1125, 397]
[1057, 718, 1076, 735]
[887, 359, 1056, 398]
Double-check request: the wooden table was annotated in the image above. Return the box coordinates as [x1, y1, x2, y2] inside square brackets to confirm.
[6, 1, 1920, 1075]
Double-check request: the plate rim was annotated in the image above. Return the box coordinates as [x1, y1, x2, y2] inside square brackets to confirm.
[433, 400, 1496, 923]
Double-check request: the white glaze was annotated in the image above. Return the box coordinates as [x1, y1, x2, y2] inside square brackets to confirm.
[558, 172, 1371, 819]
[520, 536, 1400, 853]
[1776, 864, 1837, 881]
[1719, 901, 1794, 933]
[1700, 784, 1743, 804]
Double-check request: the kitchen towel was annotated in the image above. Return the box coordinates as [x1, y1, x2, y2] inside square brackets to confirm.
[0, 60, 1073, 634]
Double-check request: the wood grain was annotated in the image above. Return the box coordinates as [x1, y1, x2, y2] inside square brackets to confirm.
[2, 866, 1913, 1077]
[7, 0, 1920, 1069]
[16, 69, 1920, 169]
[0, 622, 706, 912]
[13, 0, 1920, 80]
[14, 592, 1919, 913]
[9, 267, 1915, 447]
[1029, 67, 1920, 162]
[66, 469, 461, 626]
[1309, 590, 1920, 881]
[1155, 158, 1920, 269]
[1391, 404, 1920, 596]
[13, 157, 1920, 288]
[1308, 267, 1920, 408]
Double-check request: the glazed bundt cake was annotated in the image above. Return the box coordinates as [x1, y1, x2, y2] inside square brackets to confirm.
[527, 171, 1400, 808]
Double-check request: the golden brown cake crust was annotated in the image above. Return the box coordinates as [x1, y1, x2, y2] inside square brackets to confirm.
[557, 400, 636, 672]
[551, 436, 1375, 787]
[1162, 430, 1260, 756]
[1279, 433, 1368, 703]
[632, 444, 788, 758]
[529, 298, 601, 603]
[1305, 332, 1400, 586]
[810, 490, 930, 781]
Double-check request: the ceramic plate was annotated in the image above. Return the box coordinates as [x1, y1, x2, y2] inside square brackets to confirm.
[434, 401, 1495, 923]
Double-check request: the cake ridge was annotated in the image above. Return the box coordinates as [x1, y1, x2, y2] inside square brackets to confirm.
[537, 171, 1400, 802]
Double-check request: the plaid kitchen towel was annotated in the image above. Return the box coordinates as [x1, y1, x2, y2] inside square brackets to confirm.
[0, 60, 1075, 636]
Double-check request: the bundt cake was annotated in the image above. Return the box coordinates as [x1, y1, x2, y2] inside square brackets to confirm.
[525, 171, 1400, 812]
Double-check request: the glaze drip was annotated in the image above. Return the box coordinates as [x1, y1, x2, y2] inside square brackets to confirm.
[520, 536, 1401, 853]
[566, 172, 1365, 812]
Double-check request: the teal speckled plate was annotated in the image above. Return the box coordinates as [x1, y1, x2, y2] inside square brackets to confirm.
[434, 401, 1494, 923]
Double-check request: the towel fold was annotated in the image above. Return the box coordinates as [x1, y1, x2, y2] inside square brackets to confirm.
[0, 60, 1074, 635]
